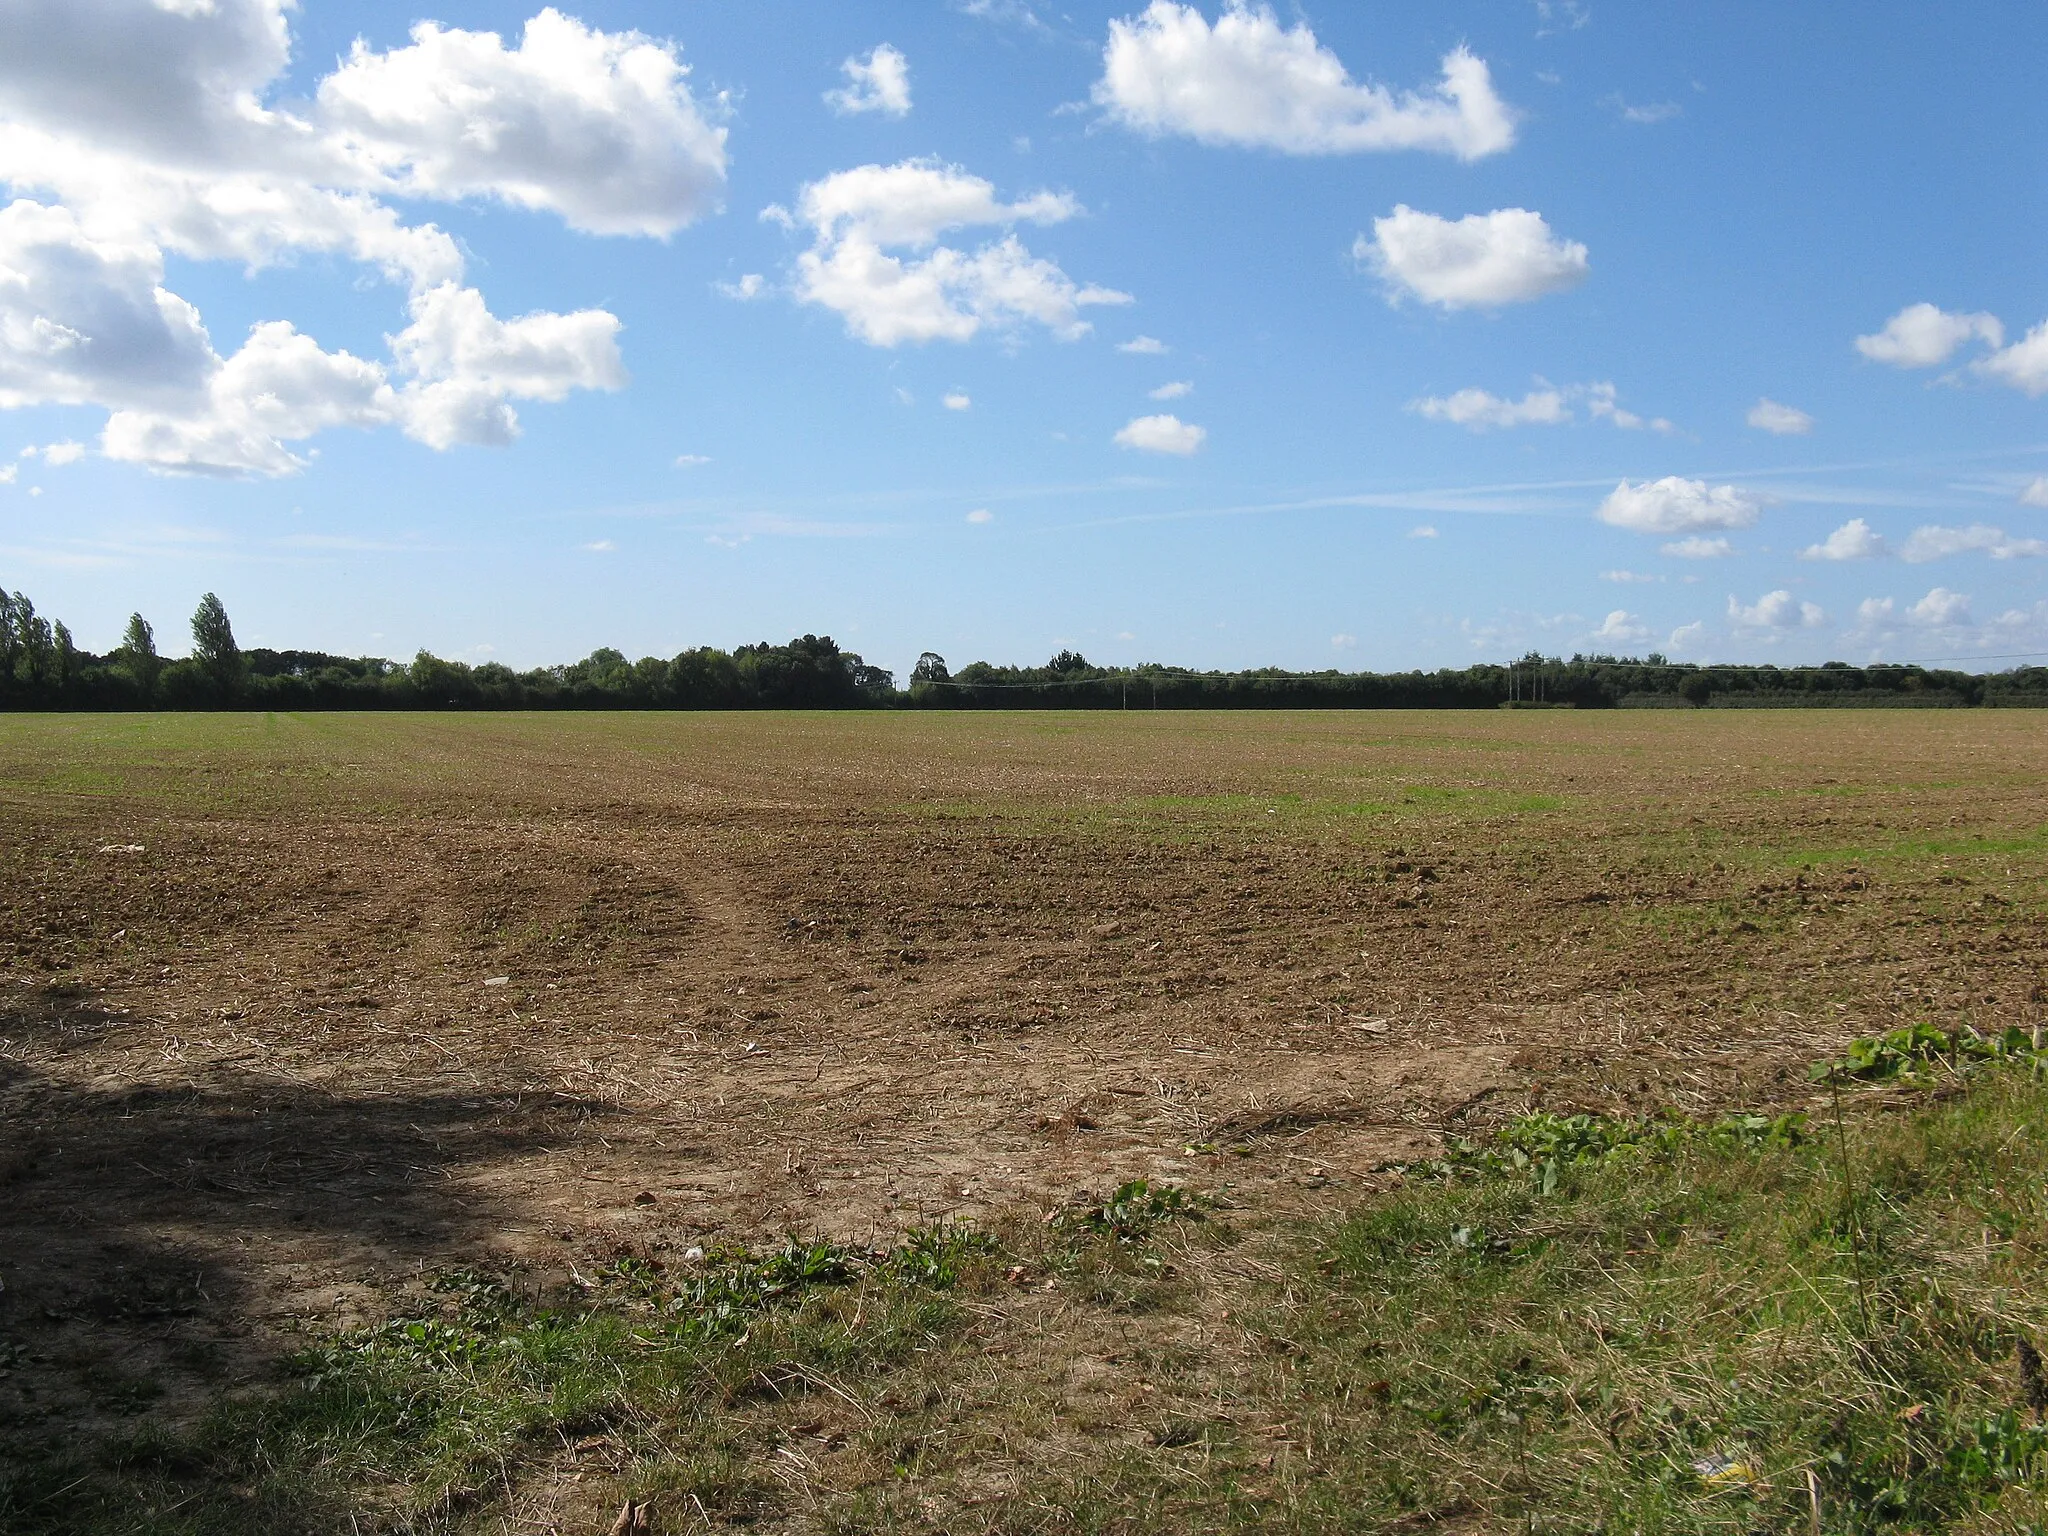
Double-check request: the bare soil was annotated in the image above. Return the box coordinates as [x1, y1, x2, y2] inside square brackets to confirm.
[3, 708, 2044, 1466]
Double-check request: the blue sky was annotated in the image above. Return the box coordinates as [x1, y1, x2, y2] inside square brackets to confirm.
[3, 0, 2046, 676]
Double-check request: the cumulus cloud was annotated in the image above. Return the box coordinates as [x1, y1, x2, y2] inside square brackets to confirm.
[1410, 385, 1567, 430]
[1666, 620, 1707, 653]
[1900, 523, 2048, 563]
[1410, 379, 1670, 432]
[716, 273, 766, 300]
[38, 439, 86, 466]
[1800, 517, 1886, 561]
[1408, 524, 1438, 539]
[1977, 322, 2048, 396]
[787, 158, 1129, 346]
[1728, 590, 1824, 631]
[943, 391, 971, 410]
[1855, 303, 2003, 368]
[1591, 609, 1650, 643]
[2020, 477, 2048, 509]
[965, 507, 994, 523]
[1584, 382, 1674, 433]
[1149, 379, 1192, 400]
[1117, 335, 1167, 354]
[1361, 206, 1587, 309]
[1908, 586, 1970, 626]
[1597, 476, 1763, 536]
[826, 44, 912, 117]
[0, 0, 710, 474]
[1660, 536, 1733, 559]
[315, 9, 727, 238]
[1747, 397, 1813, 435]
[1093, 4, 1515, 160]
[1114, 412, 1205, 454]
[95, 281, 622, 475]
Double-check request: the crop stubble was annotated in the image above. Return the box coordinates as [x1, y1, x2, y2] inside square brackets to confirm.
[1, 707, 2044, 1445]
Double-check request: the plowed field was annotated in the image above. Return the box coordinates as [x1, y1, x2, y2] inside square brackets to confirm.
[3, 708, 2045, 1507]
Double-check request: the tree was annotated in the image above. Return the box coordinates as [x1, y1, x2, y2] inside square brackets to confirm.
[9, 592, 53, 688]
[119, 613, 161, 701]
[191, 592, 244, 696]
[52, 621, 75, 693]
[912, 651, 950, 684]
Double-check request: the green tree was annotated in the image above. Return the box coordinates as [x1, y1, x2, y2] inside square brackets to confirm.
[912, 652, 950, 683]
[8, 591, 53, 688]
[190, 592, 245, 696]
[119, 613, 162, 700]
[52, 621, 75, 694]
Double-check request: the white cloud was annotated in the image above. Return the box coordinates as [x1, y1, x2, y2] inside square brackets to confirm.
[1408, 524, 1438, 539]
[1331, 632, 1358, 648]
[1114, 412, 1205, 454]
[2020, 477, 2048, 508]
[1591, 609, 1650, 643]
[1601, 569, 1661, 583]
[943, 391, 972, 410]
[1597, 476, 1763, 535]
[1660, 535, 1733, 559]
[788, 159, 1129, 346]
[1117, 335, 1168, 354]
[1149, 379, 1193, 400]
[1908, 586, 1970, 626]
[0, 200, 216, 411]
[1094, 5, 1515, 160]
[1901, 523, 2048, 563]
[1728, 590, 1824, 631]
[826, 44, 912, 117]
[100, 319, 398, 476]
[1800, 517, 1886, 561]
[0, 0, 701, 475]
[716, 273, 766, 300]
[1977, 322, 2048, 396]
[35, 439, 86, 466]
[1747, 397, 1813, 435]
[1854, 303, 2002, 368]
[1410, 385, 1567, 430]
[96, 280, 622, 475]
[1536, 3, 1592, 35]
[1612, 97, 1681, 124]
[0, 462, 14, 484]
[581, 538, 615, 552]
[1361, 205, 1588, 309]
[387, 282, 625, 450]
[965, 507, 994, 523]
[674, 453, 710, 467]
[1584, 382, 1674, 433]
[1856, 596, 1895, 626]
[1410, 379, 1670, 432]
[314, 9, 727, 238]
[1666, 620, 1707, 653]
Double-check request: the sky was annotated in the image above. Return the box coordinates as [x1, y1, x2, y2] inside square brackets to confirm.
[3, 0, 2047, 678]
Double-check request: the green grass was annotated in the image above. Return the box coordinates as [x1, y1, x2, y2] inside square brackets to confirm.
[10, 1068, 2048, 1533]
[1058, 1061, 2048, 1534]
[0, 1230, 999, 1536]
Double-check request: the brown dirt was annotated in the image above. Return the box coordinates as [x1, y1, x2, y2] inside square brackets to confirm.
[2, 708, 2045, 1452]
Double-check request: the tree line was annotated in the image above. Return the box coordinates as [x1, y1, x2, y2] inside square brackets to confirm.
[2, 585, 2044, 711]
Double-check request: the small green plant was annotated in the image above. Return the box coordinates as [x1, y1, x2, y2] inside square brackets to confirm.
[1810, 1021, 2044, 1084]
[1435, 1108, 1806, 1195]
[1058, 1179, 1202, 1244]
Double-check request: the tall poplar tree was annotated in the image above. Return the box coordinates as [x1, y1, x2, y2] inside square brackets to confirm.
[191, 592, 244, 696]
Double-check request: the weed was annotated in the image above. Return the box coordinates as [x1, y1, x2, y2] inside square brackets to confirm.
[1810, 1020, 2045, 1084]
[1055, 1179, 1203, 1244]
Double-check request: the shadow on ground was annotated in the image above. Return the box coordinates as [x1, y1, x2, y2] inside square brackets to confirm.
[0, 983, 614, 1532]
